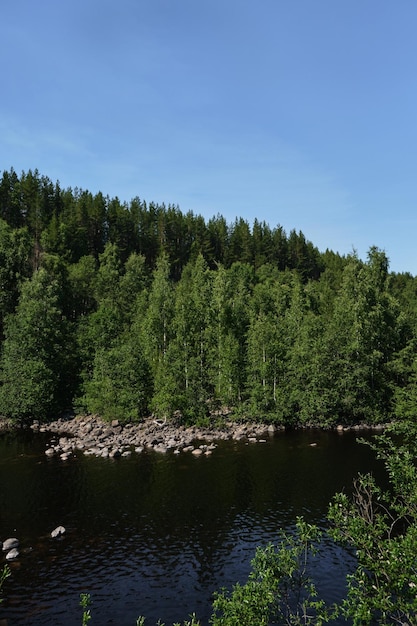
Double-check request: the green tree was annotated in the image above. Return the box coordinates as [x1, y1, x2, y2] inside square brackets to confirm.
[68, 255, 98, 319]
[141, 254, 175, 417]
[246, 279, 284, 418]
[207, 264, 241, 408]
[0, 219, 32, 334]
[320, 249, 403, 424]
[119, 252, 149, 321]
[226, 218, 253, 267]
[211, 518, 330, 626]
[168, 254, 212, 421]
[0, 268, 73, 422]
[0, 168, 24, 227]
[83, 332, 152, 422]
[328, 420, 417, 624]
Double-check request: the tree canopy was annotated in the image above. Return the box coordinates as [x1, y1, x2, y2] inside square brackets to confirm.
[0, 167, 417, 426]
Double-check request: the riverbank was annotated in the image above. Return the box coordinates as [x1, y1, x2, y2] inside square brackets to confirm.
[33, 414, 282, 460]
[26, 414, 386, 462]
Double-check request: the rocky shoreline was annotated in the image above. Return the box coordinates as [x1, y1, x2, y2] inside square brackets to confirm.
[33, 415, 284, 461]
[0, 415, 385, 462]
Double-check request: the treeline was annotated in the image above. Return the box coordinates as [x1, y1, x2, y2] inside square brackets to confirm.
[0, 168, 322, 279]
[1, 167, 417, 427]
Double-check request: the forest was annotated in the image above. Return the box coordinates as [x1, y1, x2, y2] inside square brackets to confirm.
[0, 167, 417, 427]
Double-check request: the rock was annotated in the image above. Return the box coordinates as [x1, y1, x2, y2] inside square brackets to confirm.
[51, 525, 66, 538]
[191, 448, 203, 456]
[2, 538, 19, 552]
[5, 548, 19, 560]
[43, 414, 290, 464]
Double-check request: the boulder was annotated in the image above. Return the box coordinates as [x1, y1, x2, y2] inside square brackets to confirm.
[2, 537, 19, 552]
[5, 548, 19, 560]
[51, 525, 66, 538]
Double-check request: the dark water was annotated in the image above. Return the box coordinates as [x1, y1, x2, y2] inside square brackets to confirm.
[0, 428, 385, 625]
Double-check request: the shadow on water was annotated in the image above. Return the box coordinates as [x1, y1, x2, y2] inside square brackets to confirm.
[0, 428, 386, 625]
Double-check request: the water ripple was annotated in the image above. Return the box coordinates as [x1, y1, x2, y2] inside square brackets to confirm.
[0, 431, 385, 625]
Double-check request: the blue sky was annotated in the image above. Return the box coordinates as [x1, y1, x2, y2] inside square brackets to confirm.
[1, 1, 417, 274]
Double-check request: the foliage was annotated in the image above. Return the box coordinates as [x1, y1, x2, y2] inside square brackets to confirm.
[210, 518, 332, 626]
[0, 267, 74, 422]
[328, 420, 417, 625]
[0, 168, 416, 426]
[82, 333, 152, 422]
[80, 593, 92, 625]
[135, 615, 200, 626]
[0, 565, 10, 604]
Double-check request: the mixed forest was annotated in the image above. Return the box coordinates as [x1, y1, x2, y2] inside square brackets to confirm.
[0, 167, 417, 427]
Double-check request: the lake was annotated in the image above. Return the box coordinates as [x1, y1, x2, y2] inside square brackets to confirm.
[0, 427, 385, 625]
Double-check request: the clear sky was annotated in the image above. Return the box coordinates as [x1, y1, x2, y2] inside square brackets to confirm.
[1, 1, 417, 274]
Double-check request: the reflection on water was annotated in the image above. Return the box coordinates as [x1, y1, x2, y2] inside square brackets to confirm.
[0, 428, 385, 625]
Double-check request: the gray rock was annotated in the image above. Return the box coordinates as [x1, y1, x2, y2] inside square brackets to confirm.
[2, 538, 19, 552]
[5, 548, 19, 560]
[51, 525, 66, 538]
[153, 445, 167, 454]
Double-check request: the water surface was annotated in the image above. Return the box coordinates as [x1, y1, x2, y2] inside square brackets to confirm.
[0, 428, 385, 625]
